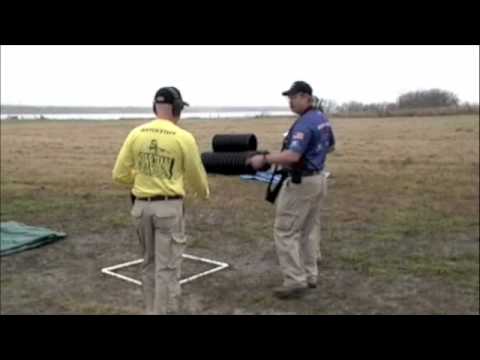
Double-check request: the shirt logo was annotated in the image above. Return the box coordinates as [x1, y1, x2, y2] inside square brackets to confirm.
[292, 132, 304, 140]
[137, 140, 175, 179]
[149, 139, 158, 152]
[291, 140, 300, 148]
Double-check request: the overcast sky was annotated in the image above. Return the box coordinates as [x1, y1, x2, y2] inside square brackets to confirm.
[1, 45, 478, 107]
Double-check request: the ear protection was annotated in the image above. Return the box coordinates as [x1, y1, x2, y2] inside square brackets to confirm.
[153, 87, 185, 117]
[168, 87, 184, 117]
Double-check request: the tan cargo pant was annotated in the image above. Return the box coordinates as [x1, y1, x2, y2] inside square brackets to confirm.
[131, 199, 186, 315]
[274, 173, 327, 287]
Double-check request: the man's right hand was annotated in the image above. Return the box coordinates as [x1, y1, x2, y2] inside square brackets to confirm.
[247, 154, 268, 171]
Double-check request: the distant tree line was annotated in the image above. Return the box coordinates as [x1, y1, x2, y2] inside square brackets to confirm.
[397, 89, 459, 108]
[3, 88, 478, 118]
[317, 89, 478, 117]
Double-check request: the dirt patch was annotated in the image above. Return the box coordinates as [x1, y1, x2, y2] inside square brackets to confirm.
[2, 223, 477, 314]
[1, 116, 478, 314]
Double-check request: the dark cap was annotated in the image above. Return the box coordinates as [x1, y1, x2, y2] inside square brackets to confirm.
[281, 81, 313, 96]
[154, 87, 189, 107]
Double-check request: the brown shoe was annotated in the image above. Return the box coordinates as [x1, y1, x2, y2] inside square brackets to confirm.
[273, 285, 307, 299]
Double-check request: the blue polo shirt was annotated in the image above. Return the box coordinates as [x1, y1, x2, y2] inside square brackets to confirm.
[286, 109, 335, 172]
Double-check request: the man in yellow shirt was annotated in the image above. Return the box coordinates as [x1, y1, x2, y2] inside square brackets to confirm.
[113, 86, 209, 314]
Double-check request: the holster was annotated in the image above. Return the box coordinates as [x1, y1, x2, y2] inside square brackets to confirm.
[265, 169, 288, 204]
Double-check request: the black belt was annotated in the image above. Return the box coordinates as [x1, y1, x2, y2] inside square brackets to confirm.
[133, 194, 183, 202]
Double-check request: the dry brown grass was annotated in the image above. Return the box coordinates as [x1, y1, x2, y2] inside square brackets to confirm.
[1, 114, 478, 314]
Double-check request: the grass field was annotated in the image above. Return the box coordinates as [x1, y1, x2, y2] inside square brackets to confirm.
[1, 114, 478, 314]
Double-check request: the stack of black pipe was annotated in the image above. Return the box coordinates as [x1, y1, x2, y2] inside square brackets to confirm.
[201, 134, 267, 175]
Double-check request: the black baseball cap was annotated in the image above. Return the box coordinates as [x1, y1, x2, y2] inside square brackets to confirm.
[154, 87, 189, 107]
[282, 81, 313, 96]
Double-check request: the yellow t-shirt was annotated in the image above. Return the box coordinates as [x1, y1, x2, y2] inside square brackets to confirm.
[112, 119, 209, 199]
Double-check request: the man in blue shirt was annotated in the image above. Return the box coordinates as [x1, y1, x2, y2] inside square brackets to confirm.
[248, 81, 335, 299]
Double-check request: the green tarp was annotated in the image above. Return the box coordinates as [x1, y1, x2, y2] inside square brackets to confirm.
[0, 221, 66, 256]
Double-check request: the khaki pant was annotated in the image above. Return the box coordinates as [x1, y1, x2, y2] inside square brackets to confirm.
[131, 199, 186, 315]
[274, 173, 327, 287]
